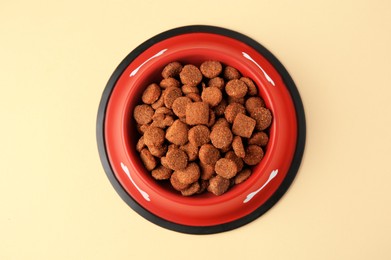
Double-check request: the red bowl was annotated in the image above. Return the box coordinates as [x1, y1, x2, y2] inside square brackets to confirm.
[97, 25, 305, 234]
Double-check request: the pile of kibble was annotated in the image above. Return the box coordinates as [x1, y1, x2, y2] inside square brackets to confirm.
[133, 61, 272, 196]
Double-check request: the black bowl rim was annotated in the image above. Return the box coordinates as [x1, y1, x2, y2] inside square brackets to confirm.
[96, 25, 306, 234]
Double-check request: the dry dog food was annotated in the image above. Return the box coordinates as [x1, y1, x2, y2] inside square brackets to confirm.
[133, 60, 273, 196]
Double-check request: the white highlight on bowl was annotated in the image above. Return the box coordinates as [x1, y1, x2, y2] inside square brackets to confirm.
[243, 169, 278, 203]
[242, 52, 275, 86]
[130, 49, 168, 77]
[121, 162, 150, 201]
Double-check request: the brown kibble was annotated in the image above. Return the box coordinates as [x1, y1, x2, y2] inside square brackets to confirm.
[200, 162, 215, 180]
[232, 113, 256, 138]
[240, 77, 258, 96]
[215, 158, 238, 179]
[201, 86, 222, 107]
[245, 96, 265, 114]
[170, 171, 190, 191]
[179, 64, 202, 86]
[225, 151, 244, 172]
[151, 165, 172, 180]
[144, 126, 165, 147]
[225, 79, 248, 99]
[224, 102, 245, 123]
[186, 92, 202, 102]
[148, 144, 167, 158]
[142, 83, 161, 104]
[136, 136, 145, 152]
[180, 142, 199, 161]
[243, 145, 264, 165]
[175, 162, 200, 185]
[208, 77, 225, 90]
[248, 131, 269, 147]
[160, 78, 180, 89]
[199, 144, 220, 166]
[172, 96, 192, 118]
[162, 61, 182, 78]
[251, 107, 273, 131]
[234, 168, 252, 184]
[140, 148, 157, 171]
[214, 99, 227, 116]
[154, 106, 173, 116]
[133, 104, 154, 125]
[164, 87, 182, 109]
[207, 109, 216, 127]
[208, 175, 230, 196]
[210, 125, 233, 149]
[213, 118, 230, 130]
[227, 96, 245, 105]
[197, 180, 209, 194]
[182, 84, 200, 95]
[151, 92, 165, 110]
[223, 66, 241, 80]
[137, 124, 149, 134]
[200, 60, 223, 78]
[181, 181, 201, 196]
[165, 147, 188, 171]
[188, 125, 210, 147]
[232, 136, 245, 158]
[160, 156, 170, 168]
[185, 102, 209, 125]
[150, 114, 174, 128]
[165, 119, 188, 145]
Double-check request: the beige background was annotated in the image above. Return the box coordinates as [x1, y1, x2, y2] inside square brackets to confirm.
[1, 0, 391, 259]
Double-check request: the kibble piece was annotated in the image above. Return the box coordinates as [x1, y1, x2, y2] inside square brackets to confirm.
[207, 109, 216, 127]
[243, 145, 264, 165]
[150, 114, 174, 128]
[185, 102, 209, 125]
[165, 147, 188, 171]
[188, 125, 210, 147]
[172, 96, 192, 118]
[151, 93, 165, 109]
[208, 175, 230, 196]
[200, 162, 215, 180]
[245, 96, 265, 114]
[165, 119, 188, 145]
[224, 102, 246, 123]
[208, 77, 225, 90]
[232, 136, 245, 158]
[133, 104, 154, 125]
[200, 60, 223, 78]
[160, 156, 170, 168]
[180, 142, 199, 161]
[201, 86, 223, 107]
[152, 165, 172, 180]
[223, 66, 241, 80]
[179, 64, 202, 86]
[213, 118, 230, 130]
[182, 84, 200, 94]
[136, 136, 145, 152]
[148, 144, 167, 158]
[199, 144, 220, 166]
[215, 158, 238, 179]
[144, 126, 165, 147]
[198, 180, 209, 193]
[181, 181, 201, 196]
[225, 79, 248, 99]
[154, 107, 173, 115]
[137, 124, 149, 134]
[175, 162, 201, 185]
[210, 125, 233, 149]
[234, 168, 252, 184]
[142, 83, 161, 104]
[251, 107, 273, 131]
[240, 77, 258, 96]
[162, 61, 183, 78]
[170, 171, 190, 191]
[160, 78, 180, 89]
[227, 96, 245, 105]
[225, 151, 244, 172]
[186, 92, 202, 102]
[164, 87, 182, 109]
[214, 99, 227, 116]
[140, 148, 157, 171]
[248, 131, 269, 147]
[232, 113, 256, 138]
